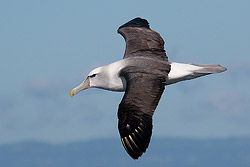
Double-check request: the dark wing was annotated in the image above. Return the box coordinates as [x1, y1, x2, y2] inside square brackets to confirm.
[118, 17, 168, 61]
[118, 67, 167, 159]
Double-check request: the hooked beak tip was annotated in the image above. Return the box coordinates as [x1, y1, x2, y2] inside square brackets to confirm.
[70, 89, 74, 97]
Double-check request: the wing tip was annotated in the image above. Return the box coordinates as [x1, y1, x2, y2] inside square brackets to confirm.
[119, 120, 153, 160]
[121, 137, 143, 160]
[118, 17, 150, 30]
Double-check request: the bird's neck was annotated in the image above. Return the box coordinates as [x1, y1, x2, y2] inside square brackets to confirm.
[101, 60, 127, 92]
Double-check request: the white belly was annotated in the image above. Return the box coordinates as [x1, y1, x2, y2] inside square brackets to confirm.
[166, 62, 203, 85]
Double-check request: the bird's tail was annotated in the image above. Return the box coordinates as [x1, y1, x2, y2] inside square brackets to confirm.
[166, 62, 227, 85]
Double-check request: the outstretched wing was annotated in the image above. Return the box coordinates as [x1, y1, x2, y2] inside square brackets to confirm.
[118, 17, 168, 61]
[118, 67, 167, 159]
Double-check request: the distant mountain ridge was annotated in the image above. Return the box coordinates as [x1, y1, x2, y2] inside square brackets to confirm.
[0, 137, 250, 167]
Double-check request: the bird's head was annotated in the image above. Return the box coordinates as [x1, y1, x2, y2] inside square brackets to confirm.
[70, 66, 108, 97]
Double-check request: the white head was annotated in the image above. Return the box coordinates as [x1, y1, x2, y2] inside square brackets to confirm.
[70, 66, 109, 97]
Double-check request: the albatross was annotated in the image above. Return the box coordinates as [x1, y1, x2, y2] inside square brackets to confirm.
[70, 17, 227, 159]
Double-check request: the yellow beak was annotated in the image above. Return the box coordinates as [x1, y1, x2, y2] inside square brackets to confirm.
[70, 89, 74, 97]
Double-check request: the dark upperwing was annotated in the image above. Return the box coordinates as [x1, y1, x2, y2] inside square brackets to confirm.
[117, 17, 168, 62]
[117, 18, 170, 159]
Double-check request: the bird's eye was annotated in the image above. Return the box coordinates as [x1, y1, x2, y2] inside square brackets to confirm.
[89, 74, 97, 78]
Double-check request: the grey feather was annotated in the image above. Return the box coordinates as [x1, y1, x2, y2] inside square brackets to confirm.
[191, 64, 227, 74]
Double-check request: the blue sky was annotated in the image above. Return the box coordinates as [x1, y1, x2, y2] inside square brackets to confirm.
[0, 0, 250, 144]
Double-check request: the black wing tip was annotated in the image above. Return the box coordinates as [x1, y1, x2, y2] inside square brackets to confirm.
[119, 118, 152, 160]
[121, 137, 142, 160]
[118, 17, 150, 30]
[121, 134, 146, 160]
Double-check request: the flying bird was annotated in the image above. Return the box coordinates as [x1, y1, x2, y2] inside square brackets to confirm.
[70, 17, 227, 159]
